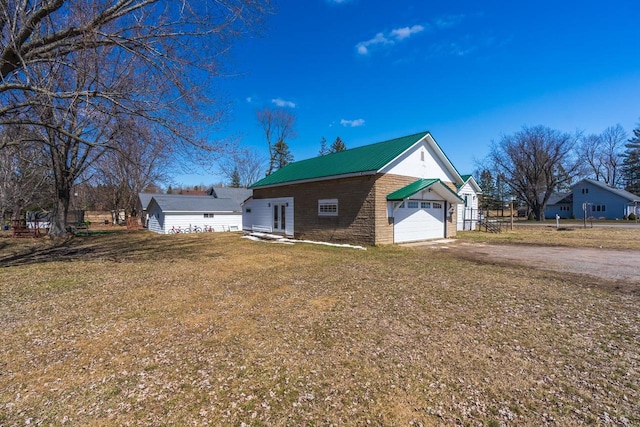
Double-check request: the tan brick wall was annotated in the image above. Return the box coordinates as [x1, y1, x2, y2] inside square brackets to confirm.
[253, 174, 459, 245]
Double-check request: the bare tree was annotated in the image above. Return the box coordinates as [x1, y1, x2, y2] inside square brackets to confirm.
[490, 125, 579, 221]
[600, 124, 627, 187]
[256, 107, 296, 175]
[1, 0, 272, 236]
[218, 148, 267, 187]
[578, 124, 627, 186]
[577, 133, 604, 181]
[0, 127, 52, 222]
[90, 117, 171, 218]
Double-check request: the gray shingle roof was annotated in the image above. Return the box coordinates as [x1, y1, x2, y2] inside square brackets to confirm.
[209, 187, 253, 205]
[576, 179, 640, 202]
[150, 195, 241, 213]
[138, 193, 156, 211]
[547, 192, 573, 205]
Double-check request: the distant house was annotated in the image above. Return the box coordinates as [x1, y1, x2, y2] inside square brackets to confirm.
[146, 194, 244, 234]
[545, 179, 640, 220]
[544, 192, 573, 219]
[243, 131, 471, 245]
[456, 175, 482, 231]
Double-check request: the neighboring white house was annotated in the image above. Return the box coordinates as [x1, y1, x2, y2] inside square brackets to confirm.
[456, 175, 482, 231]
[146, 194, 243, 234]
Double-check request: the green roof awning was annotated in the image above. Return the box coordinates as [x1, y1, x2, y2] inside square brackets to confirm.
[387, 179, 463, 203]
[387, 179, 439, 200]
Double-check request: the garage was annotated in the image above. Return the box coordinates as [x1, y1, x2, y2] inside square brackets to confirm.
[387, 178, 463, 244]
[393, 200, 445, 243]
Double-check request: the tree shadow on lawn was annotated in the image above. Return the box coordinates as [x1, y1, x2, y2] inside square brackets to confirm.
[0, 232, 223, 267]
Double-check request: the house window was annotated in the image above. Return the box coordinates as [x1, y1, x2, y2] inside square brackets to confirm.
[204, 213, 214, 218]
[433, 202, 443, 209]
[407, 201, 419, 209]
[245, 208, 251, 213]
[421, 202, 431, 209]
[318, 199, 338, 216]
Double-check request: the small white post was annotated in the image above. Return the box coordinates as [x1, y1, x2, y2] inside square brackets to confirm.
[556, 213, 560, 229]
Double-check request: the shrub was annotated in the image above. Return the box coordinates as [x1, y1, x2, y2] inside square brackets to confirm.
[527, 212, 535, 221]
[623, 215, 628, 220]
[629, 213, 637, 221]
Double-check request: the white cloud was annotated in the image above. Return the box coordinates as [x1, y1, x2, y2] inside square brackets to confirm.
[271, 98, 296, 108]
[246, 97, 253, 103]
[390, 25, 425, 41]
[356, 25, 425, 55]
[341, 118, 365, 127]
[434, 14, 465, 29]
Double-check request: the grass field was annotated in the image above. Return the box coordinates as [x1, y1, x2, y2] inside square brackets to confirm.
[1, 230, 638, 426]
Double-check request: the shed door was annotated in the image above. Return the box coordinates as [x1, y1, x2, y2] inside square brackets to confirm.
[394, 200, 444, 243]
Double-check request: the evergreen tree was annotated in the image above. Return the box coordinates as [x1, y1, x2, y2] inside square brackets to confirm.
[230, 167, 241, 188]
[167, 185, 173, 194]
[330, 136, 347, 153]
[273, 140, 294, 171]
[622, 125, 640, 194]
[318, 137, 329, 156]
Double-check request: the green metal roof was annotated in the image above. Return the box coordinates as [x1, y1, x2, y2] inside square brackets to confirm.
[387, 178, 463, 202]
[251, 131, 430, 188]
[387, 179, 439, 200]
[457, 174, 472, 190]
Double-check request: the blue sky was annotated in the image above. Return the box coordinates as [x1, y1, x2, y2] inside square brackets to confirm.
[176, 0, 640, 186]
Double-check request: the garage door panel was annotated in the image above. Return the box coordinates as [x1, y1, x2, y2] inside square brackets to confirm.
[394, 201, 444, 243]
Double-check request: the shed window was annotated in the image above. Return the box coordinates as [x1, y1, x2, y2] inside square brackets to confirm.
[318, 199, 338, 216]
[421, 202, 431, 209]
[204, 213, 215, 218]
[407, 201, 419, 209]
[433, 202, 443, 209]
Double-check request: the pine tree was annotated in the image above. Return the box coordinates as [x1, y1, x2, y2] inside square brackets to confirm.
[622, 125, 640, 194]
[230, 167, 241, 188]
[273, 140, 294, 170]
[318, 137, 329, 156]
[330, 136, 347, 153]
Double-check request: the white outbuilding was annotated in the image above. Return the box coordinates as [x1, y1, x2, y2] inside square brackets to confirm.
[146, 194, 243, 234]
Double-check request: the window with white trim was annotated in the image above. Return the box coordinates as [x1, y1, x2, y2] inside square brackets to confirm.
[318, 199, 338, 216]
[433, 202, 443, 209]
[421, 202, 431, 209]
[204, 213, 214, 218]
[407, 201, 419, 209]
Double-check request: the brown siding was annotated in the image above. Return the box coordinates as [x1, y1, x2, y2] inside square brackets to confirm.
[253, 174, 458, 245]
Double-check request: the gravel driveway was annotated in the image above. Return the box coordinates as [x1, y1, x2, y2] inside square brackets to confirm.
[441, 242, 639, 292]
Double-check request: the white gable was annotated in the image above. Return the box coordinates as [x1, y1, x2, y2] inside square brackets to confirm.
[379, 134, 461, 183]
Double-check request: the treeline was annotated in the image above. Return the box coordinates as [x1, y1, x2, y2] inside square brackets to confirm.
[477, 123, 640, 219]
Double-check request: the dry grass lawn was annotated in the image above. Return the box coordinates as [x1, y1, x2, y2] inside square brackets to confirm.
[459, 224, 640, 250]
[1, 231, 638, 426]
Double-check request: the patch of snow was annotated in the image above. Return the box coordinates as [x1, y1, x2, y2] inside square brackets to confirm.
[244, 233, 366, 250]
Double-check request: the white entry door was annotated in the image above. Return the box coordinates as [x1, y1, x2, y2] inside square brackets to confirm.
[394, 200, 445, 243]
[273, 203, 286, 233]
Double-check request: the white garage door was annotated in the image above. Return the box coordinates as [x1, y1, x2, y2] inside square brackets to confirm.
[394, 200, 445, 243]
